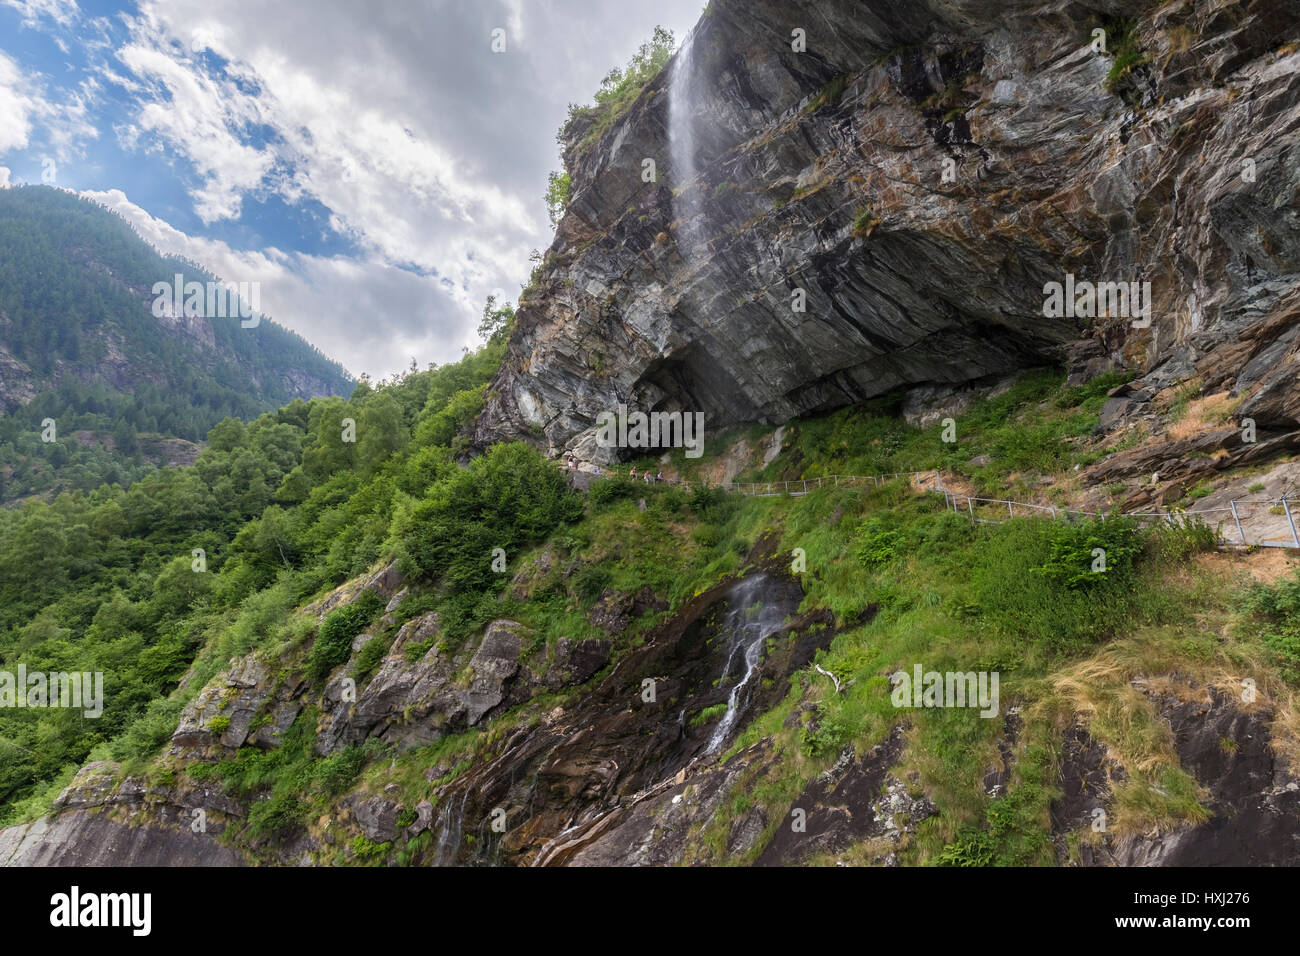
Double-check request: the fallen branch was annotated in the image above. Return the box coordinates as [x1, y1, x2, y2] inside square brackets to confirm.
[814, 663, 842, 695]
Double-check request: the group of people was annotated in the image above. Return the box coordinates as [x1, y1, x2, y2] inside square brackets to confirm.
[628, 467, 663, 484]
[565, 455, 664, 484]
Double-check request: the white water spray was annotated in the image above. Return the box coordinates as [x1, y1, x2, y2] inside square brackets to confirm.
[705, 575, 787, 754]
[667, 29, 703, 256]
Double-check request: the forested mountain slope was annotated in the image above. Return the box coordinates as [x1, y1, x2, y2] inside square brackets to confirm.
[0, 186, 352, 501]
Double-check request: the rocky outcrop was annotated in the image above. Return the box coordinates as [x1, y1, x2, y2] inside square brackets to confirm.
[0, 762, 244, 866]
[475, 0, 1300, 463]
[1053, 684, 1300, 866]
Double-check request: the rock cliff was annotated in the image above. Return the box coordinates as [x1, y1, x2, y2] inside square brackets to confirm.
[474, 0, 1300, 463]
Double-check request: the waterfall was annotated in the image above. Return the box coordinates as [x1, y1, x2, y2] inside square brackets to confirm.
[432, 790, 468, 866]
[705, 575, 788, 754]
[667, 29, 703, 256]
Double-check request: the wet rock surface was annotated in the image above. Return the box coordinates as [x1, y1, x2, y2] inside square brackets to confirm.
[755, 726, 935, 865]
[475, 0, 1300, 469]
[1056, 685, 1300, 866]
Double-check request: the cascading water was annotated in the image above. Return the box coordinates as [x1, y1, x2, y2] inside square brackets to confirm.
[431, 790, 468, 866]
[705, 574, 788, 754]
[667, 29, 703, 256]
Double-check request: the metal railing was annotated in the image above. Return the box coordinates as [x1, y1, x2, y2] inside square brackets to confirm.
[562, 459, 1300, 550]
[943, 490, 1300, 549]
[724, 471, 942, 497]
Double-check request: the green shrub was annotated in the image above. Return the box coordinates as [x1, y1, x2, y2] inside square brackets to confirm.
[692, 524, 723, 549]
[588, 477, 637, 507]
[854, 518, 903, 567]
[313, 745, 366, 798]
[1031, 517, 1142, 589]
[245, 791, 307, 843]
[1243, 570, 1300, 683]
[689, 703, 729, 727]
[206, 714, 231, 734]
[352, 632, 393, 684]
[573, 564, 613, 602]
[398, 442, 583, 594]
[308, 590, 384, 680]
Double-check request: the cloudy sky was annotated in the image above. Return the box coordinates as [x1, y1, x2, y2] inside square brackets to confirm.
[0, 0, 704, 379]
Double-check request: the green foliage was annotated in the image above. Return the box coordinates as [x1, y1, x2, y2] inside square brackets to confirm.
[852, 208, 879, 237]
[937, 751, 1054, 866]
[352, 633, 393, 684]
[588, 476, 638, 507]
[689, 703, 728, 727]
[1031, 517, 1142, 589]
[207, 714, 231, 734]
[477, 295, 516, 347]
[544, 171, 572, 229]
[559, 26, 675, 161]
[308, 591, 385, 680]
[398, 442, 583, 593]
[1243, 570, 1300, 683]
[1101, 19, 1146, 96]
[854, 517, 904, 567]
[0, 186, 351, 503]
[0, 337, 506, 820]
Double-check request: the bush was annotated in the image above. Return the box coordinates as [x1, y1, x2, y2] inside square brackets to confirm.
[308, 590, 384, 679]
[399, 442, 584, 594]
[313, 745, 366, 798]
[573, 564, 613, 602]
[352, 632, 392, 684]
[588, 476, 637, 507]
[854, 518, 903, 567]
[1032, 517, 1142, 589]
[1243, 570, 1300, 683]
[245, 791, 307, 843]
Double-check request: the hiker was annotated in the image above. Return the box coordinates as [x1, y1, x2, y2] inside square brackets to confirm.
[656, 470, 663, 482]
[593, 464, 601, 475]
[630, 467, 637, 480]
[643, 471, 651, 483]
[567, 455, 575, 469]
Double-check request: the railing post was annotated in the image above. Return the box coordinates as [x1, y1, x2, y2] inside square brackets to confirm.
[967, 497, 975, 523]
[1283, 498, 1300, 548]
[1230, 499, 1246, 546]
[1007, 500, 1013, 519]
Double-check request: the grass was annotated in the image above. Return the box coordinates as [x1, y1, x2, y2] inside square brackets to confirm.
[114, 368, 1300, 867]
[852, 208, 880, 237]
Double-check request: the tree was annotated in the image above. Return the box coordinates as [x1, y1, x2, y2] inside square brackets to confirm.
[477, 295, 516, 346]
[545, 171, 572, 228]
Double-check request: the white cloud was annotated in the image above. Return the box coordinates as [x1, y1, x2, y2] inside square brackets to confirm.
[0, 49, 98, 165]
[81, 187, 477, 379]
[115, 39, 273, 222]
[0, 52, 35, 153]
[7, 0, 706, 377]
[0, 166, 11, 188]
[1, 0, 79, 29]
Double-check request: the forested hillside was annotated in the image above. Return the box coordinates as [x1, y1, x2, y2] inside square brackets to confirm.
[0, 186, 352, 502]
[0, 339, 500, 820]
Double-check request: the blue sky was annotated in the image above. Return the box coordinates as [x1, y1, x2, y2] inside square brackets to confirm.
[0, 0, 704, 378]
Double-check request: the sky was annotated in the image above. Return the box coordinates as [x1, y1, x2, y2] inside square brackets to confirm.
[0, 0, 705, 380]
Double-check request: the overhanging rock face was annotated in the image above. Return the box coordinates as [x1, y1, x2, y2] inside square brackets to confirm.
[473, 0, 1300, 462]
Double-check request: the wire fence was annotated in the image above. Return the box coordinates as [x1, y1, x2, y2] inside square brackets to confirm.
[565, 459, 1300, 550]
